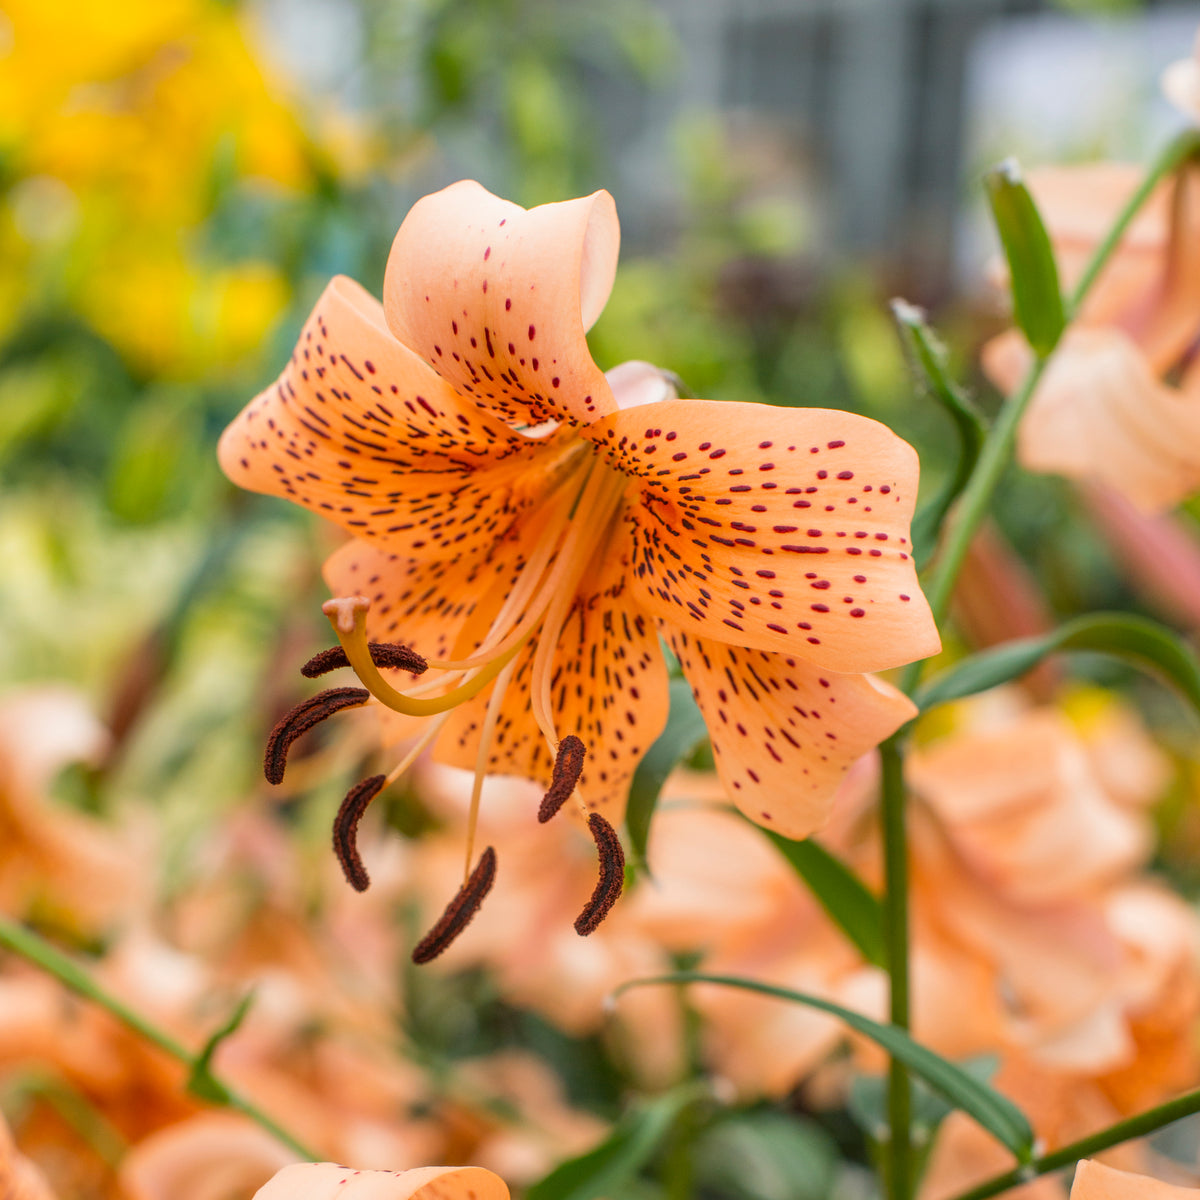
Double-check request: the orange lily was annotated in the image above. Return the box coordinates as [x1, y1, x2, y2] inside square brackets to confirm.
[254, 1164, 509, 1200]
[1070, 1160, 1200, 1200]
[219, 181, 938, 951]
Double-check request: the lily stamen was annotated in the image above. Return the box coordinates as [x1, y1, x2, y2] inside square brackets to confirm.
[539, 735, 585, 824]
[302, 642, 428, 679]
[412, 846, 498, 964]
[575, 813, 625, 936]
[332, 774, 387, 892]
[264, 687, 370, 785]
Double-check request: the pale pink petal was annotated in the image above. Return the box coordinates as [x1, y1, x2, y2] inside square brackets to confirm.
[384, 180, 618, 428]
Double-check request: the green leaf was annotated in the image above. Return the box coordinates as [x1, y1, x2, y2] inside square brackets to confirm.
[915, 612, 1200, 717]
[615, 973, 1035, 1162]
[693, 1111, 837, 1200]
[186, 991, 255, 1105]
[891, 300, 988, 568]
[625, 677, 709, 869]
[984, 159, 1065, 358]
[757, 825, 885, 968]
[527, 1086, 700, 1200]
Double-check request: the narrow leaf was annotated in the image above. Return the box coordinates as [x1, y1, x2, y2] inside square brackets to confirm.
[614, 973, 1034, 1162]
[984, 158, 1065, 358]
[625, 677, 709, 869]
[186, 991, 255, 1104]
[527, 1086, 700, 1200]
[757, 824, 885, 968]
[915, 612, 1200, 717]
[892, 300, 988, 568]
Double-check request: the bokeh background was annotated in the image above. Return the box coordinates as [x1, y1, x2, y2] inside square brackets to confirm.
[4, 0, 1200, 1195]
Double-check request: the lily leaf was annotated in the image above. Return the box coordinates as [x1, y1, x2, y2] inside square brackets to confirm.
[186, 991, 255, 1104]
[914, 612, 1200, 717]
[984, 158, 1065, 358]
[892, 300, 988, 568]
[625, 677, 709, 870]
[757, 825, 885, 968]
[614, 973, 1035, 1163]
[527, 1085, 701, 1200]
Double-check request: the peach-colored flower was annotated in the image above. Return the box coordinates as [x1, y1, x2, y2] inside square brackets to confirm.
[982, 162, 1200, 512]
[0, 687, 140, 929]
[254, 1163, 509, 1200]
[0, 1111, 57, 1200]
[118, 1113, 297, 1200]
[1071, 1160, 1200, 1200]
[218, 179, 939, 945]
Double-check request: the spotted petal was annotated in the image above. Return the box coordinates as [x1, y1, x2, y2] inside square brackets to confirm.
[584, 399, 940, 673]
[666, 626, 916, 839]
[219, 275, 552, 558]
[253, 1164, 510, 1200]
[434, 546, 670, 821]
[384, 180, 619, 430]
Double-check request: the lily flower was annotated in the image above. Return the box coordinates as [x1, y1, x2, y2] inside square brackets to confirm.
[254, 1164, 509, 1200]
[1070, 1160, 1200, 1200]
[219, 181, 938, 955]
[982, 161, 1200, 512]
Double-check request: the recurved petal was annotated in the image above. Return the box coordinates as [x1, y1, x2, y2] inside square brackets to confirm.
[254, 1165, 510, 1200]
[585, 399, 940, 673]
[434, 546, 670, 823]
[1016, 327, 1200, 512]
[1069, 1161, 1200, 1200]
[384, 180, 619, 429]
[666, 626, 916, 839]
[219, 275, 548, 558]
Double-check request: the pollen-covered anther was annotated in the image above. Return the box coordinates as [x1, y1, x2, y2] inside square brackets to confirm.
[333, 774, 387, 892]
[574, 812, 625, 936]
[263, 687, 370, 785]
[301, 642, 429, 679]
[538, 734, 586, 823]
[412, 846, 498, 964]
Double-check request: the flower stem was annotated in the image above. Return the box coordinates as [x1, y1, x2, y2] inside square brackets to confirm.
[948, 1084, 1200, 1200]
[879, 737, 913, 1200]
[0, 916, 318, 1162]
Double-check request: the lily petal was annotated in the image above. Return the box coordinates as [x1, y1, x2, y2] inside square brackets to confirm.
[435, 547, 671, 821]
[219, 275, 549, 557]
[666, 627, 917, 839]
[384, 180, 619, 429]
[254, 1164, 510, 1200]
[1012, 327, 1200, 512]
[584, 399, 940, 673]
[1070, 1161, 1200, 1200]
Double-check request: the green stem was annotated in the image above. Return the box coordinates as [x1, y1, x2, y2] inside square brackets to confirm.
[948, 1084, 1200, 1200]
[880, 738, 912, 1200]
[913, 126, 1200, 669]
[0, 917, 318, 1162]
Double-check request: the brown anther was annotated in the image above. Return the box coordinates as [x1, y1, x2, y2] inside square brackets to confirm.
[333, 774, 386, 892]
[574, 812, 625, 936]
[263, 687, 369, 785]
[301, 642, 428, 679]
[538, 734, 586, 823]
[411, 846, 498, 964]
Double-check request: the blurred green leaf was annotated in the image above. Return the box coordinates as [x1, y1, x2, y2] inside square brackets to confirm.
[693, 1111, 837, 1200]
[527, 1086, 700, 1200]
[186, 991, 255, 1104]
[625, 678, 708, 870]
[758, 827, 885, 967]
[984, 159, 1064, 358]
[915, 613, 1200, 716]
[892, 300, 987, 568]
[616, 973, 1035, 1162]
